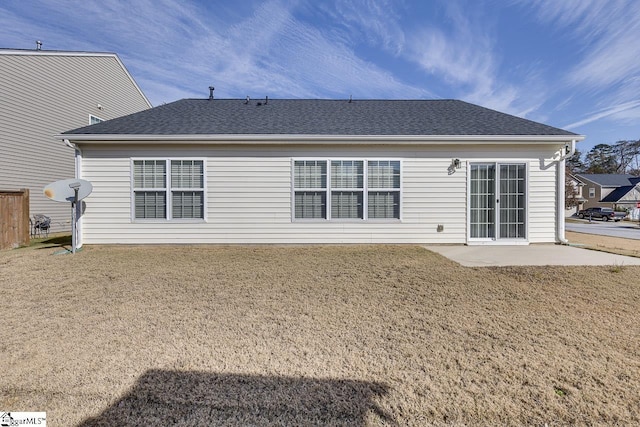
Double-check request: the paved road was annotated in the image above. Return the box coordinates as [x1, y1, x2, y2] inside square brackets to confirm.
[566, 219, 640, 240]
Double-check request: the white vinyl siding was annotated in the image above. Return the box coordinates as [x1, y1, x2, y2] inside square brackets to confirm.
[79, 144, 561, 244]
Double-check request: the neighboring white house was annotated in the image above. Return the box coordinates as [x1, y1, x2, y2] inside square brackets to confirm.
[0, 48, 151, 232]
[59, 98, 583, 246]
[565, 173, 586, 217]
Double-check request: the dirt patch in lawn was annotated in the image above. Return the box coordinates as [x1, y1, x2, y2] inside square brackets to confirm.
[1, 245, 639, 425]
[567, 230, 640, 258]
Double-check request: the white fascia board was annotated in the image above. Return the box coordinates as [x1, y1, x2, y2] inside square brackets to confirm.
[58, 134, 585, 145]
[0, 49, 118, 57]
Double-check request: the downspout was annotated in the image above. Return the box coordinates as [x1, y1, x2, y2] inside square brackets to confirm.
[64, 139, 84, 248]
[557, 139, 576, 244]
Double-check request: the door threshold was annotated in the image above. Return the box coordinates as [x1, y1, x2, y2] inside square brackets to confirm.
[467, 240, 529, 246]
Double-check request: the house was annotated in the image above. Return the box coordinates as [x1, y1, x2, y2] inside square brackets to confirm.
[59, 97, 583, 246]
[574, 174, 640, 211]
[0, 47, 151, 233]
[565, 173, 587, 217]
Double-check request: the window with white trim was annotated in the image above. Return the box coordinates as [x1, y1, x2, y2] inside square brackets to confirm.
[368, 160, 400, 219]
[90, 115, 104, 125]
[293, 159, 400, 220]
[331, 160, 364, 219]
[294, 160, 327, 219]
[588, 187, 595, 198]
[133, 159, 204, 220]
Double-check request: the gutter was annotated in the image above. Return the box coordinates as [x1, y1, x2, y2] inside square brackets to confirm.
[64, 139, 84, 248]
[57, 134, 586, 144]
[557, 140, 577, 245]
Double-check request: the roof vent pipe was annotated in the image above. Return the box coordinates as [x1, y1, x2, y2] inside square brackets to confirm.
[208, 86, 215, 100]
[245, 96, 250, 104]
[265, 96, 268, 105]
[36, 40, 42, 50]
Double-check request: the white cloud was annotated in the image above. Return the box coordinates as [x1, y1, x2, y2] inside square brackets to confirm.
[564, 100, 640, 129]
[522, 0, 640, 97]
[324, 0, 406, 54]
[402, 2, 545, 115]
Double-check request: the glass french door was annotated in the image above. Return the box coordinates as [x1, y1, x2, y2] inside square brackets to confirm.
[469, 163, 526, 241]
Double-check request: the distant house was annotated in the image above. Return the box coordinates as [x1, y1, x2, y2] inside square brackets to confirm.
[60, 98, 583, 246]
[0, 48, 151, 232]
[565, 173, 587, 217]
[575, 174, 640, 211]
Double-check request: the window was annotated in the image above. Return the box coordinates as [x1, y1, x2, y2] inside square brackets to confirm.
[133, 159, 204, 220]
[90, 115, 104, 125]
[368, 160, 400, 219]
[588, 187, 595, 198]
[331, 160, 364, 219]
[294, 160, 327, 219]
[293, 159, 401, 220]
[133, 160, 166, 219]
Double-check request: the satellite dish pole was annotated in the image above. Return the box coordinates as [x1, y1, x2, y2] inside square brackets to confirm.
[43, 178, 93, 254]
[69, 181, 80, 254]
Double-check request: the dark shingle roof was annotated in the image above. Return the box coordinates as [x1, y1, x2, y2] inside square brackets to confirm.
[576, 174, 637, 187]
[63, 99, 578, 137]
[600, 177, 640, 202]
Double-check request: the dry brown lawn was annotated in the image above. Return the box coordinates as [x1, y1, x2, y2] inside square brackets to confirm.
[567, 230, 640, 258]
[1, 241, 639, 426]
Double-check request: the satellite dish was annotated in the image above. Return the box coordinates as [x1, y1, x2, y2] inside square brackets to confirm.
[44, 178, 93, 202]
[43, 178, 93, 255]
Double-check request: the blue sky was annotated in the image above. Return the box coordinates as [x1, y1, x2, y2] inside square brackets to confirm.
[1, 0, 639, 153]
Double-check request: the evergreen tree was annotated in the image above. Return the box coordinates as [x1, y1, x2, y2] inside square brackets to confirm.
[584, 144, 618, 174]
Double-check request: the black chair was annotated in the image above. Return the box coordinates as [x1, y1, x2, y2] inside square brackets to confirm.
[31, 214, 51, 238]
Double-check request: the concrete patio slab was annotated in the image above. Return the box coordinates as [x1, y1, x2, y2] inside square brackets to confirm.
[424, 244, 640, 267]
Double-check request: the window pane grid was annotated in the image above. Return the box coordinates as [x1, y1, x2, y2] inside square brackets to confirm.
[331, 191, 363, 219]
[172, 191, 204, 219]
[470, 164, 495, 238]
[134, 160, 166, 188]
[294, 161, 326, 189]
[499, 164, 525, 239]
[171, 160, 204, 188]
[331, 160, 363, 188]
[368, 191, 400, 219]
[135, 191, 166, 219]
[368, 160, 400, 189]
[295, 191, 326, 219]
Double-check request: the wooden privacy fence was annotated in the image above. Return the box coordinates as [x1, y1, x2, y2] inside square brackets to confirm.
[0, 189, 29, 250]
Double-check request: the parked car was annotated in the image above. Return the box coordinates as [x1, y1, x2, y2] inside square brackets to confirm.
[577, 207, 626, 221]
